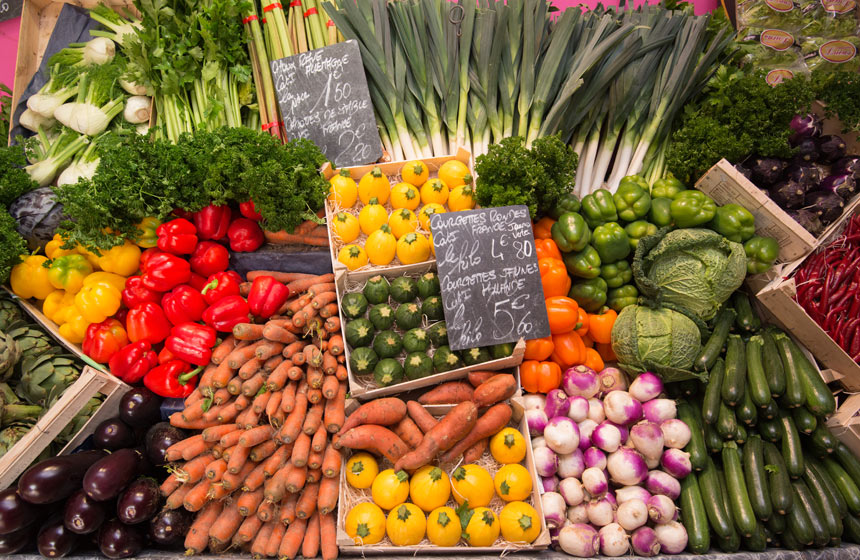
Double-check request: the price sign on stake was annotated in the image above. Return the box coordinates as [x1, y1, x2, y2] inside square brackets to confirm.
[270, 40, 382, 167]
[431, 206, 551, 352]
[0, 0, 22, 22]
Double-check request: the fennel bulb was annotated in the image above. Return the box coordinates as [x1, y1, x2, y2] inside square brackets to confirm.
[119, 78, 151, 96]
[56, 159, 100, 187]
[123, 96, 152, 124]
[19, 109, 56, 133]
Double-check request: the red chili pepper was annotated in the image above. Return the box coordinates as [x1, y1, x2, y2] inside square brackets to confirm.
[158, 346, 177, 365]
[140, 251, 192, 292]
[227, 218, 265, 253]
[108, 341, 158, 383]
[126, 302, 172, 344]
[189, 272, 209, 293]
[189, 241, 230, 277]
[850, 324, 860, 357]
[201, 270, 243, 305]
[247, 275, 290, 319]
[165, 322, 217, 366]
[194, 204, 232, 241]
[156, 218, 198, 255]
[143, 360, 201, 398]
[203, 295, 250, 332]
[121, 275, 161, 309]
[82, 319, 129, 364]
[239, 200, 263, 221]
[161, 284, 207, 325]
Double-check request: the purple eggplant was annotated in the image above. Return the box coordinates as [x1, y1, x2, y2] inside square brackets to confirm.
[117, 477, 160, 525]
[793, 137, 821, 164]
[806, 191, 845, 225]
[751, 157, 785, 185]
[789, 113, 823, 145]
[788, 209, 824, 235]
[785, 163, 821, 186]
[0, 525, 34, 554]
[118, 388, 162, 428]
[145, 422, 186, 466]
[769, 180, 808, 209]
[98, 519, 143, 559]
[18, 451, 106, 505]
[833, 157, 860, 180]
[148, 509, 193, 547]
[817, 135, 847, 164]
[64, 490, 109, 535]
[0, 487, 40, 534]
[93, 418, 136, 451]
[820, 174, 857, 199]
[734, 163, 754, 181]
[83, 449, 142, 502]
[37, 516, 79, 558]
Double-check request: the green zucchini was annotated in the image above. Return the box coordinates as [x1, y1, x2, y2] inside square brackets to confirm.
[461, 346, 491, 366]
[345, 318, 374, 348]
[843, 513, 860, 544]
[676, 400, 707, 472]
[349, 347, 379, 376]
[758, 418, 781, 443]
[722, 334, 746, 407]
[717, 467, 741, 550]
[735, 424, 747, 445]
[341, 293, 369, 318]
[362, 275, 390, 304]
[766, 513, 785, 535]
[368, 303, 395, 330]
[732, 291, 760, 333]
[699, 458, 735, 539]
[402, 328, 430, 353]
[694, 306, 735, 372]
[743, 435, 772, 521]
[432, 346, 463, 373]
[790, 406, 817, 435]
[722, 442, 757, 537]
[779, 411, 804, 478]
[701, 357, 724, 425]
[742, 522, 767, 552]
[704, 422, 723, 454]
[677, 380, 699, 398]
[716, 533, 741, 553]
[774, 333, 804, 408]
[836, 443, 860, 487]
[793, 479, 831, 546]
[746, 336, 771, 407]
[787, 337, 836, 416]
[416, 272, 440, 298]
[736, 381, 757, 427]
[779, 525, 804, 550]
[403, 352, 433, 380]
[811, 423, 840, 455]
[680, 472, 710, 554]
[421, 295, 444, 321]
[373, 358, 404, 387]
[716, 401, 737, 440]
[490, 343, 514, 359]
[802, 462, 843, 541]
[761, 330, 785, 397]
[786, 482, 815, 545]
[761, 398, 778, 420]
[394, 302, 422, 330]
[427, 322, 448, 347]
[389, 277, 418, 303]
[809, 457, 848, 517]
[823, 456, 860, 515]
[372, 330, 402, 359]
[763, 441, 793, 515]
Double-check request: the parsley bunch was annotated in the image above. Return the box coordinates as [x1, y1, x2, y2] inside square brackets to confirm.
[0, 146, 38, 208]
[814, 71, 860, 135]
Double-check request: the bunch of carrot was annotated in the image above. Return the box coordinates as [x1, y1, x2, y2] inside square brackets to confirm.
[263, 216, 330, 247]
[163, 271, 344, 559]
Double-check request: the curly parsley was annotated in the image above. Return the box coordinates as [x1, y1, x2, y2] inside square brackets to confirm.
[0, 210, 26, 284]
[0, 145, 38, 208]
[814, 70, 860, 135]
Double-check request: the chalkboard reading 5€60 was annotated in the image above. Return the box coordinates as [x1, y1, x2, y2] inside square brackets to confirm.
[431, 206, 551, 352]
[271, 40, 383, 168]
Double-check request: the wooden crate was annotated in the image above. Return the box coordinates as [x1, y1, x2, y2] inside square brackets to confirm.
[335, 396, 550, 553]
[0, 366, 129, 489]
[828, 393, 860, 458]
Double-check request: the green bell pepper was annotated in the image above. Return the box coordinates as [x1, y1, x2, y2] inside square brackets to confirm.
[709, 203, 756, 243]
[563, 245, 602, 279]
[549, 193, 582, 219]
[651, 174, 686, 199]
[744, 236, 779, 275]
[619, 175, 650, 192]
[591, 223, 631, 264]
[569, 277, 608, 313]
[551, 213, 591, 253]
[47, 254, 94, 294]
[607, 284, 639, 312]
[649, 197, 673, 228]
[625, 221, 658, 251]
[670, 191, 716, 228]
[600, 261, 632, 289]
[581, 189, 618, 228]
[613, 182, 652, 222]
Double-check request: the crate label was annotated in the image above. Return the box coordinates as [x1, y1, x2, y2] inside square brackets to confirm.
[820, 40, 857, 63]
[760, 29, 795, 51]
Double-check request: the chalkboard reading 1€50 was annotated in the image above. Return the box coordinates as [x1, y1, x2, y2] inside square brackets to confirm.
[430, 206, 551, 352]
[270, 40, 382, 168]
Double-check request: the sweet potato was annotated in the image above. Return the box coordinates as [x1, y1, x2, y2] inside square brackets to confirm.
[472, 374, 517, 407]
[464, 438, 488, 463]
[337, 397, 407, 436]
[406, 400, 438, 433]
[336, 425, 409, 464]
[417, 381, 473, 405]
[394, 401, 478, 472]
[467, 370, 496, 388]
[392, 416, 423, 450]
[439, 403, 512, 463]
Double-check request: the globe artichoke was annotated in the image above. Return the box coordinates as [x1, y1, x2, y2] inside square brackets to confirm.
[0, 298, 23, 332]
[0, 423, 34, 457]
[18, 352, 81, 407]
[0, 331, 19, 381]
[7, 322, 54, 369]
[57, 396, 102, 445]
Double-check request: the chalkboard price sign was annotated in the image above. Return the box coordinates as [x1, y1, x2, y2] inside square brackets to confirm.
[270, 40, 382, 168]
[431, 206, 551, 352]
[0, 0, 22, 22]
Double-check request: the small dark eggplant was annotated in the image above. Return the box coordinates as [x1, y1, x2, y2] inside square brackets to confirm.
[37, 516, 79, 558]
[793, 137, 821, 164]
[752, 157, 786, 185]
[734, 163, 754, 181]
[785, 163, 821, 186]
[93, 418, 136, 451]
[0, 525, 35, 554]
[789, 113, 823, 145]
[117, 478, 160, 525]
[817, 135, 847, 164]
[145, 422, 186, 466]
[63, 490, 109, 535]
[118, 387, 162, 428]
[0, 487, 40, 534]
[148, 508, 193, 547]
[820, 174, 857, 199]
[769, 180, 807, 209]
[806, 190, 845, 225]
[832, 156, 860, 180]
[83, 448, 142, 502]
[18, 450, 107, 505]
[98, 519, 143, 559]
[788, 209, 824, 235]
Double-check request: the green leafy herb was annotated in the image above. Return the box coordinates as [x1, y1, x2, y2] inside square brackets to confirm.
[0, 146, 39, 208]
[0, 210, 27, 284]
[814, 70, 860, 135]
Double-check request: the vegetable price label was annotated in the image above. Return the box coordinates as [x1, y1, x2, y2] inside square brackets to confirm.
[0, 0, 22, 22]
[270, 40, 382, 168]
[431, 206, 550, 351]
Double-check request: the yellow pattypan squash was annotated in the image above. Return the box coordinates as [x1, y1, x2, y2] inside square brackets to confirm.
[338, 245, 368, 271]
[396, 233, 431, 265]
[365, 225, 397, 266]
[420, 178, 449, 205]
[494, 464, 532, 502]
[386, 503, 426, 546]
[330, 169, 359, 208]
[426, 507, 461, 547]
[371, 468, 409, 510]
[464, 507, 500, 547]
[358, 167, 390, 205]
[345, 502, 386, 545]
[448, 185, 477, 212]
[346, 452, 378, 489]
[499, 502, 540, 544]
[451, 464, 494, 507]
[358, 198, 389, 236]
[490, 427, 527, 464]
[401, 160, 429, 186]
[390, 182, 421, 210]
[388, 208, 418, 239]
[332, 212, 360, 243]
[418, 203, 446, 231]
[409, 466, 450, 513]
[438, 160, 472, 188]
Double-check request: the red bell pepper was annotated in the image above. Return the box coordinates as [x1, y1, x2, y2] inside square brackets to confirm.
[108, 341, 158, 383]
[189, 241, 229, 277]
[239, 200, 263, 221]
[143, 360, 200, 398]
[161, 284, 207, 325]
[172, 208, 194, 221]
[158, 346, 177, 365]
[113, 307, 129, 325]
[248, 275, 290, 319]
[126, 302, 172, 344]
[194, 204, 232, 241]
[82, 319, 129, 364]
[140, 251, 191, 292]
[201, 270, 242, 305]
[227, 218, 265, 253]
[121, 276, 161, 309]
[203, 295, 250, 332]
[188, 272, 208, 293]
[165, 322, 217, 366]
[156, 218, 198, 255]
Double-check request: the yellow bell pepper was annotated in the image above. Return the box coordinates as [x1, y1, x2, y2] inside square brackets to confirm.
[48, 254, 94, 294]
[97, 241, 141, 277]
[45, 234, 75, 259]
[10, 255, 54, 300]
[84, 272, 127, 292]
[133, 217, 161, 249]
[75, 282, 122, 324]
[42, 290, 78, 325]
[59, 306, 90, 344]
[76, 245, 102, 270]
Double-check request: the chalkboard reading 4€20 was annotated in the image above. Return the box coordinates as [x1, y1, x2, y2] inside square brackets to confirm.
[430, 205, 551, 352]
[271, 40, 383, 168]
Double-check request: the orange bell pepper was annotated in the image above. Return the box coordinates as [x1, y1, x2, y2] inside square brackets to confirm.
[524, 335, 554, 361]
[521, 360, 563, 393]
[588, 308, 617, 344]
[596, 342, 617, 362]
[583, 348, 604, 372]
[581, 333, 595, 348]
[533, 217, 556, 240]
[546, 296, 580, 335]
[539, 258, 571, 299]
[574, 308, 589, 337]
[551, 331, 586, 370]
[535, 238, 563, 261]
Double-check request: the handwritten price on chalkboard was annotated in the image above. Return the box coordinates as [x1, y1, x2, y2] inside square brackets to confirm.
[491, 296, 534, 339]
[0, 1, 9, 14]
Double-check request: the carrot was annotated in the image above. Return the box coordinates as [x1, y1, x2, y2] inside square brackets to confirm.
[307, 364, 324, 388]
[265, 519, 288, 558]
[285, 293, 313, 316]
[291, 303, 318, 328]
[307, 468, 322, 484]
[266, 391, 283, 418]
[279, 492, 299, 526]
[239, 407, 263, 430]
[166, 434, 208, 462]
[227, 444, 251, 474]
[169, 413, 220, 430]
[252, 390, 271, 413]
[464, 437, 489, 463]
[296, 482, 319, 519]
[208, 481, 231, 502]
[260, 500, 280, 523]
[221, 444, 238, 464]
[303, 401, 324, 435]
[227, 375, 243, 396]
[278, 517, 307, 560]
[270, 408, 286, 429]
[287, 365, 304, 381]
[211, 443, 224, 459]
[279, 393, 308, 444]
[292, 432, 312, 467]
[319, 443, 341, 478]
[183, 478, 211, 512]
[467, 370, 496, 388]
[328, 334, 344, 356]
[319, 302, 339, 319]
[264, 464, 291, 502]
[320, 512, 338, 560]
[266, 361, 291, 392]
[165, 483, 193, 510]
[241, 372, 265, 397]
[235, 515, 263, 545]
[334, 364, 347, 381]
[250, 521, 276, 558]
[393, 416, 423, 450]
[210, 361, 234, 389]
[281, 381, 297, 413]
[233, 322, 265, 341]
[323, 316, 341, 333]
[395, 402, 478, 472]
[212, 388, 232, 405]
[160, 473, 181, 496]
[184, 388, 205, 407]
[321, 351, 338, 376]
[281, 340, 305, 359]
[211, 335, 238, 364]
[263, 323, 299, 344]
[264, 354, 284, 373]
[307, 448, 324, 471]
[338, 397, 407, 435]
[324, 383, 346, 433]
[247, 270, 316, 283]
[185, 500, 223, 554]
[265, 230, 329, 247]
[311, 424, 328, 453]
[233, 394, 252, 410]
[208, 500, 243, 548]
[219, 428, 244, 448]
[221, 461, 256, 492]
[197, 366, 217, 391]
[239, 425, 274, 448]
[305, 345, 323, 367]
[473, 374, 518, 407]
[181, 399, 209, 423]
[308, 282, 336, 297]
[291, 348, 307, 366]
[406, 400, 439, 433]
[300, 511, 321, 558]
[242, 462, 268, 492]
[286, 274, 334, 293]
[262, 444, 291, 478]
[179, 453, 216, 483]
[238, 356, 263, 380]
[440, 403, 512, 463]
[285, 465, 308, 493]
[233, 488, 264, 518]
[256, 341, 285, 360]
[317, 476, 338, 515]
[205, 458, 228, 482]
[336, 425, 409, 464]
[418, 381, 474, 405]
[307, 388, 323, 404]
[311, 291, 337, 310]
